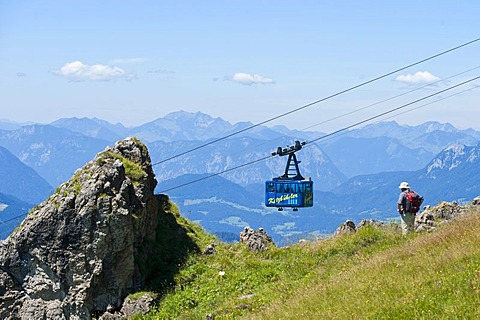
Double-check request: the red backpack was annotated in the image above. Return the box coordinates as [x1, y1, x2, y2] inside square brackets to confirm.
[405, 190, 423, 213]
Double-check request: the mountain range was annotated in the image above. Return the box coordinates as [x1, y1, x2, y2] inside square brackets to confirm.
[1, 111, 479, 242]
[0, 146, 52, 204]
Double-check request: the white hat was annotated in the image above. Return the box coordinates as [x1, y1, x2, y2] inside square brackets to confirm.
[398, 182, 410, 189]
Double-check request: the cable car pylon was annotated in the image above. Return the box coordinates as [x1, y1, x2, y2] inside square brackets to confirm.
[272, 140, 306, 180]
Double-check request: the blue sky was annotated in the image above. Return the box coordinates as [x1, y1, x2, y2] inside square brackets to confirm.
[1, 1, 479, 131]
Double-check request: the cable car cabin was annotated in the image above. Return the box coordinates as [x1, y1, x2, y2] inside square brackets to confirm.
[265, 140, 313, 211]
[265, 179, 313, 210]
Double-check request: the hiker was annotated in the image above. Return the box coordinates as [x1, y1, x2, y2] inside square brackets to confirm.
[397, 181, 423, 235]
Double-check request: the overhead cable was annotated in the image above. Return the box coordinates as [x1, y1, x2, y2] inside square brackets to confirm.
[157, 155, 272, 193]
[0, 214, 26, 227]
[156, 75, 480, 193]
[314, 85, 480, 144]
[152, 37, 480, 167]
[305, 75, 480, 145]
[299, 65, 480, 133]
[222, 65, 480, 158]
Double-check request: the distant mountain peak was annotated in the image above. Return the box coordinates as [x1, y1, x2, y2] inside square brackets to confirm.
[165, 110, 213, 120]
[50, 117, 127, 142]
[165, 111, 228, 129]
[426, 143, 479, 175]
[418, 121, 457, 133]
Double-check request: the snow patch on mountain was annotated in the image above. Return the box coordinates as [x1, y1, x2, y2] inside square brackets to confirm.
[427, 144, 466, 174]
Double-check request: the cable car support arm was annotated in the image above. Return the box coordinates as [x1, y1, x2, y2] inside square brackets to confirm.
[271, 140, 307, 180]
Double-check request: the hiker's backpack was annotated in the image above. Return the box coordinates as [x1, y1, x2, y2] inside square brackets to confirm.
[405, 190, 423, 213]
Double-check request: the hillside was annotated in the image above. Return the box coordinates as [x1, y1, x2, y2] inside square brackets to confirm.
[139, 201, 480, 319]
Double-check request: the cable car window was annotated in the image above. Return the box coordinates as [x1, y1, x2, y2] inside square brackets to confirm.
[276, 183, 282, 193]
[266, 182, 274, 192]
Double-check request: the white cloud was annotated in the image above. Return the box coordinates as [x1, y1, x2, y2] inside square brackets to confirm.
[51, 61, 132, 81]
[230, 72, 274, 85]
[395, 71, 441, 84]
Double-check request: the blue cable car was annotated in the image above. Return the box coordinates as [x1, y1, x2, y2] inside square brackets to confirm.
[265, 141, 313, 211]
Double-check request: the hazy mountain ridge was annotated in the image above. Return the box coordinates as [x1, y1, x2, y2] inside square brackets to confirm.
[0, 119, 25, 131]
[417, 143, 480, 202]
[51, 117, 128, 141]
[342, 121, 479, 153]
[1, 112, 480, 241]
[150, 136, 347, 191]
[0, 146, 53, 204]
[319, 136, 433, 177]
[131, 111, 233, 143]
[425, 143, 480, 175]
[0, 124, 110, 186]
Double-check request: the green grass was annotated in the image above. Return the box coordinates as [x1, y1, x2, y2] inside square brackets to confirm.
[254, 209, 480, 320]
[133, 206, 480, 319]
[135, 218, 406, 319]
[102, 151, 146, 182]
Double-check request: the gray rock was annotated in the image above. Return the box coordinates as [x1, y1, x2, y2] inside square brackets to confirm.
[0, 138, 161, 319]
[357, 219, 383, 230]
[239, 227, 274, 253]
[334, 220, 356, 237]
[119, 292, 156, 318]
[472, 196, 480, 206]
[415, 197, 480, 233]
[203, 243, 217, 255]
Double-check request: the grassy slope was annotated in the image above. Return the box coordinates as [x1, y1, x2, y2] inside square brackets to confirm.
[138, 205, 480, 319]
[256, 209, 480, 319]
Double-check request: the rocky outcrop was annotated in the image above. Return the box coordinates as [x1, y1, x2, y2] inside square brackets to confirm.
[415, 196, 480, 232]
[239, 227, 274, 253]
[333, 220, 357, 237]
[0, 137, 177, 319]
[333, 219, 385, 237]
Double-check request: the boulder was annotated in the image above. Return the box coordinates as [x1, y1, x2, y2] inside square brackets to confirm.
[333, 220, 356, 237]
[239, 227, 274, 253]
[472, 196, 480, 206]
